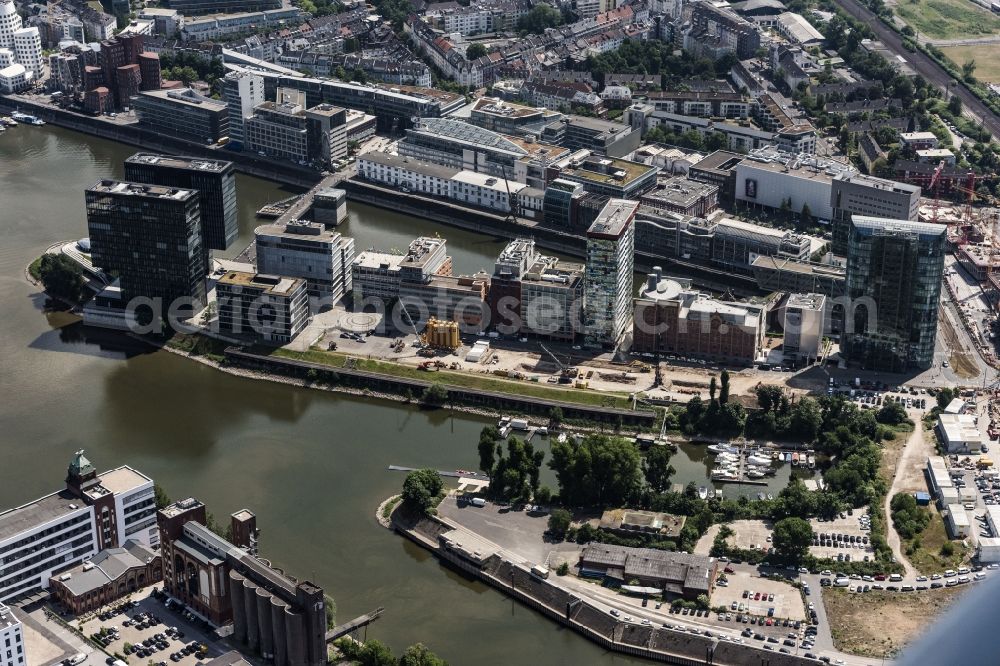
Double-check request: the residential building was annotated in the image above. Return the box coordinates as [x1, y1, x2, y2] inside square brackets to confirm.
[645, 91, 749, 119]
[0, 452, 156, 603]
[916, 148, 956, 165]
[937, 413, 984, 454]
[180, 8, 303, 41]
[584, 200, 637, 348]
[782, 293, 825, 363]
[215, 272, 310, 344]
[156, 499, 327, 666]
[578, 543, 716, 599]
[631, 269, 764, 365]
[899, 131, 938, 150]
[686, 2, 761, 60]
[255, 221, 355, 307]
[48, 541, 161, 614]
[85, 179, 208, 313]
[223, 70, 265, 149]
[163, 0, 281, 16]
[124, 153, 238, 253]
[134, 88, 230, 144]
[0, 603, 24, 666]
[639, 177, 719, 217]
[842, 216, 945, 372]
[830, 172, 920, 255]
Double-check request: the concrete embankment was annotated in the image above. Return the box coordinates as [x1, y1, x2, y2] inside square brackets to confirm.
[390, 505, 814, 666]
[223, 347, 655, 427]
[0, 96, 320, 189]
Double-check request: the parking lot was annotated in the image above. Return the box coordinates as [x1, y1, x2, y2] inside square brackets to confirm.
[809, 512, 874, 561]
[718, 519, 774, 552]
[75, 588, 227, 666]
[711, 571, 806, 621]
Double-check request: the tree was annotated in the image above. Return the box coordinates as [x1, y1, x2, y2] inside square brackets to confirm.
[719, 370, 730, 405]
[547, 508, 572, 538]
[534, 485, 552, 505]
[37, 254, 84, 303]
[962, 59, 977, 83]
[800, 203, 813, 227]
[399, 643, 447, 666]
[488, 436, 544, 502]
[466, 43, 487, 60]
[421, 383, 448, 407]
[876, 401, 908, 426]
[709, 376, 717, 404]
[357, 640, 396, 666]
[548, 406, 564, 430]
[517, 4, 562, 34]
[772, 517, 813, 562]
[642, 445, 676, 494]
[477, 426, 501, 477]
[890, 492, 930, 539]
[788, 397, 822, 443]
[936, 387, 956, 411]
[401, 469, 443, 513]
[153, 484, 172, 509]
[324, 594, 336, 629]
[549, 433, 643, 507]
[948, 94, 963, 117]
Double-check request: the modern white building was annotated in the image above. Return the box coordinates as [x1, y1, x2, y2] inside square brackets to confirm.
[11, 27, 41, 77]
[0, 2, 41, 81]
[0, 1, 19, 49]
[735, 148, 855, 221]
[0, 62, 26, 93]
[945, 504, 970, 539]
[782, 293, 825, 363]
[0, 452, 156, 603]
[0, 603, 25, 666]
[937, 413, 984, 454]
[255, 220, 356, 308]
[584, 199, 637, 349]
[222, 70, 265, 149]
[449, 170, 527, 212]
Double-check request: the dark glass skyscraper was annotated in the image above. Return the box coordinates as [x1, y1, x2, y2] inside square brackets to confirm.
[124, 153, 238, 252]
[86, 180, 208, 313]
[842, 216, 945, 372]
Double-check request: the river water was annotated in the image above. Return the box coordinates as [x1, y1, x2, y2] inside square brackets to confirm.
[0, 125, 801, 663]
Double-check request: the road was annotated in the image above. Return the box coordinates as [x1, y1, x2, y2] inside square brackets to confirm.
[883, 415, 926, 578]
[828, 0, 1000, 139]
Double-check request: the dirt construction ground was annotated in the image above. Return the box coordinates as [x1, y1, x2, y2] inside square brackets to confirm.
[822, 587, 968, 658]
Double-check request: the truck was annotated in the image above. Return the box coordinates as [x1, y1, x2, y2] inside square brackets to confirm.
[530, 565, 550, 579]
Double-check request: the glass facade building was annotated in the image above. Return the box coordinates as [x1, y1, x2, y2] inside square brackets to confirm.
[584, 200, 637, 349]
[124, 153, 238, 252]
[85, 180, 208, 314]
[842, 216, 945, 372]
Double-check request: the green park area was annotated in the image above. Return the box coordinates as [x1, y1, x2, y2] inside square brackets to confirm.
[895, 0, 1000, 39]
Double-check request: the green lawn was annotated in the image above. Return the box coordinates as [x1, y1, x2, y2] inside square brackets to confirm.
[895, 0, 1000, 39]
[906, 506, 968, 574]
[273, 348, 635, 409]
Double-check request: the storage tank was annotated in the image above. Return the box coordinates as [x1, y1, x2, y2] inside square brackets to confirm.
[229, 571, 247, 643]
[256, 586, 275, 659]
[284, 607, 306, 666]
[270, 597, 289, 666]
[243, 580, 260, 652]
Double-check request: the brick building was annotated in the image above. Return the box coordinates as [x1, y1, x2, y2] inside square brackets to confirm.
[48, 541, 161, 615]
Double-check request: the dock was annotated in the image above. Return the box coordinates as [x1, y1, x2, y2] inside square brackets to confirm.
[325, 607, 384, 642]
[256, 195, 302, 218]
[388, 465, 489, 481]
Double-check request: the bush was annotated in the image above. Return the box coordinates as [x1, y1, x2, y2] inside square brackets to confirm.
[890, 493, 930, 540]
[421, 383, 448, 407]
[556, 562, 569, 576]
[941, 541, 956, 557]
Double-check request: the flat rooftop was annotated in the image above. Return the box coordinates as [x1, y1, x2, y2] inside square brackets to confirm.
[588, 199, 638, 238]
[563, 157, 655, 187]
[642, 177, 717, 208]
[0, 490, 89, 544]
[0, 603, 19, 631]
[361, 152, 460, 180]
[97, 466, 152, 495]
[255, 220, 342, 242]
[218, 271, 303, 296]
[87, 179, 197, 201]
[126, 152, 232, 173]
[354, 251, 404, 271]
[751, 255, 846, 277]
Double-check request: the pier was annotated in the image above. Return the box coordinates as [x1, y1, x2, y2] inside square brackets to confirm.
[256, 195, 302, 218]
[388, 465, 489, 482]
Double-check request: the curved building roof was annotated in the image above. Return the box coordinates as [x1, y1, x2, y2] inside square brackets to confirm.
[412, 117, 528, 156]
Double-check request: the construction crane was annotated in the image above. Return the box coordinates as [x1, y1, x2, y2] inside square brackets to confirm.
[400, 303, 422, 347]
[539, 342, 575, 383]
[928, 160, 947, 224]
[499, 164, 518, 224]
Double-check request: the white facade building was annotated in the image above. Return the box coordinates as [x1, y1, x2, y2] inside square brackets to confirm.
[0, 47, 11, 67]
[0, 603, 25, 666]
[0, 452, 156, 603]
[783, 293, 825, 363]
[735, 149, 855, 221]
[0, 0, 19, 50]
[937, 413, 984, 454]
[584, 200, 637, 349]
[449, 170, 527, 211]
[0, 62, 26, 93]
[255, 220, 356, 307]
[11, 26, 41, 77]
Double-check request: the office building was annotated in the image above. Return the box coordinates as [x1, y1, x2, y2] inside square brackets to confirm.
[223, 70, 265, 149]
[397, 117, 569, 188]
[94, 34, 159, 110]
[735, 148, 855, 221]
[488, 239, 584, 340]
[216, 272, 309, 345]
[0, 2, 41, 85]
[937, 413, 983, 454]
[542, 179, 584, 228]
[468, 97, 563, 136]
[545, 115, 642, 158]
[0, 452, 156, 603]
[632, 270, 764, 365]
[157, 499, 327, 666]
[303, 104, 348, 167]
[750, 256, 845, 298]
[11, 27, 40, 77]
[352, 237, 450, 305]
[48, 541, 162, 615]
[640, 177, 719, 217]
[134, 88, 229, 144]
[255, 221, 355, 307]
[782, 293, 825, 363]
[842, 216, 945, 372]
[244, 99, 347, 168]
[830, 173, 921, 255]
[556, 154, 659, 199]
[0, 603, 24, 666]
[584, 200, 637, 348]
[86, 179, 208, 313]
[124, 153, 238, 252]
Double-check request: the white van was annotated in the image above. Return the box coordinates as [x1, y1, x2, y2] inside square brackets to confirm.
[889, 573, 903, 582]
[834, 578, 850, 587]
[470, 497, 487, 507]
